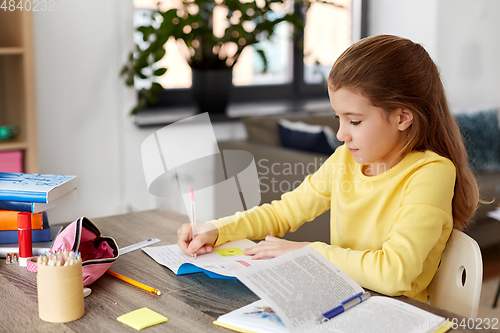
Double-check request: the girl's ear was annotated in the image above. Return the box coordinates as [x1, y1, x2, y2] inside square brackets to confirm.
[398, 109, 414, 131]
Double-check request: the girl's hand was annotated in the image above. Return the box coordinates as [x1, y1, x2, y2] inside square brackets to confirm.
[177, 222, 219, 257]
[244, 236, 310, 260]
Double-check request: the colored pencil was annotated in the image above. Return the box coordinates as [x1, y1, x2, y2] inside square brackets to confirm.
[106, 269, 161, 296]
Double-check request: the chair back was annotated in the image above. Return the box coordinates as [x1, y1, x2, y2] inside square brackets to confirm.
[428, 229, 483, 318]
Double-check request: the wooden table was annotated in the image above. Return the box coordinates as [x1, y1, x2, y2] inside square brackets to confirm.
[0, 209, 487, 332]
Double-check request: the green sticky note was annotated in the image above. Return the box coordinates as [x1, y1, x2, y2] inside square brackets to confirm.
[214, 247, 244, 257]
[117, 307, 168, 330]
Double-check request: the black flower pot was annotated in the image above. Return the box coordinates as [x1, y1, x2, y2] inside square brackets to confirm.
[191, 69, 233, 115]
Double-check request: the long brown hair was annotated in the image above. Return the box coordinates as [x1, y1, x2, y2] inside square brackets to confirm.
[328, 34, 479, 230]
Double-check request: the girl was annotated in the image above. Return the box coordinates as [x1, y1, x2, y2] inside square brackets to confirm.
[177, 35, 479, 302]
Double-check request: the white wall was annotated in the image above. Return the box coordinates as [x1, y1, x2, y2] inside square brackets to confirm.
[33, 0, 245, 223]
[31, 0, 500, 224]
[121, 111, 246, 219]
[368, 0, 500, 110]
[33, 0, 135, 223]
[368, 0, 439, 59]
[437, 0, 500, 109]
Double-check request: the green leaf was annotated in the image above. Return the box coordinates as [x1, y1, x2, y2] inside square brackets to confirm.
[153, 68, 167, 76]
[255, 48, 268, 73]
[151, 82, 163, 93]
[120, 65, 129, 76]
[154, 48, 166, 62]
[160, 8, 178, 21]
[137, 26, 149, 34]
[125, 75, 134, 86]
[136, 56, 149, 70]
[122, 0, 341, 114]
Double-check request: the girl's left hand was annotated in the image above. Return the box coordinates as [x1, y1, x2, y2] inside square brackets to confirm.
[244, 236, 310, 260]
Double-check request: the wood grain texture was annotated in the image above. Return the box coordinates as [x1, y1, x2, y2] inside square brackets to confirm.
[0, 209, 484, 332]
[0, 11, 22, 47]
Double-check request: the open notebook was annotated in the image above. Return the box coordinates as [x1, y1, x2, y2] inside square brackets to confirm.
[142, 239, 266, 279]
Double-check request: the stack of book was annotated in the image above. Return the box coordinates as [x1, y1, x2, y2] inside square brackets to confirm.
[0, 172, 77, 247]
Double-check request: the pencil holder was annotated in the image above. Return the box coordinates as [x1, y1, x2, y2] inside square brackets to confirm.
[37, 262, 85, 323]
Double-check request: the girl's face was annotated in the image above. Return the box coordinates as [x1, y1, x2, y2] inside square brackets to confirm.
[328, 87, 412, 176]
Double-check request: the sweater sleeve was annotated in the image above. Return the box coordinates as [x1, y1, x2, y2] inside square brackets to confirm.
[210, 154, 336, 247]
[309, 158, 455, 297]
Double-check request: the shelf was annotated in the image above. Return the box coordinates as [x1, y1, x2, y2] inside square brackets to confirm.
[0, 11, 23, 48]
[0, 47, 24, 55]
[0, 140, 28, 151]
[0, 55, 25, 128]
[0, 11, 38, 173]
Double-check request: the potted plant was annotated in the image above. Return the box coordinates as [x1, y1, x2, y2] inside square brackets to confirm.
[121, 0, 338, 115]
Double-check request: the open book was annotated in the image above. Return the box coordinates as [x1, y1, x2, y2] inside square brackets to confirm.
[214, 246, 451, 333]
[142, 239, 267, 279]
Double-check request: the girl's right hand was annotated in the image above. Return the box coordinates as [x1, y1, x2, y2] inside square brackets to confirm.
[177, 222, 219, 257]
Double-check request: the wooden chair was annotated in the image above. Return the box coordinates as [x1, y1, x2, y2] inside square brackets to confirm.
[428, 229, 483, 319]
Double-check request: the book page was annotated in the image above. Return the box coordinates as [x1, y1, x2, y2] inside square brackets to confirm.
[215, 297, 448, 333]
[307, 296, 448, 333]
[142, 239, 265, 277]
[215, 299, 288, 333]
[235, 246, 364, 332]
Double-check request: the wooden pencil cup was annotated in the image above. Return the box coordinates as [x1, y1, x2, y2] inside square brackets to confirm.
[37, 262, 85, 323]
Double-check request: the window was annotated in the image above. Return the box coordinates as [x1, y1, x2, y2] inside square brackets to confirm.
[132, 0, 367, 109]
[303, 0, 353, 84]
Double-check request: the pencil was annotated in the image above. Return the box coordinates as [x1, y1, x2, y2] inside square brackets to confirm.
[189, 187, 197, 259]
[106, 269, 161, 296]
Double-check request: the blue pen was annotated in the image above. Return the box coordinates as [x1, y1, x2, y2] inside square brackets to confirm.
[315, 292, 370, 323]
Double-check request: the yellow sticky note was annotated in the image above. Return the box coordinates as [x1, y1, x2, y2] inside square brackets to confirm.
[117, 307, 168, 330]
[214, 247, 245, 257]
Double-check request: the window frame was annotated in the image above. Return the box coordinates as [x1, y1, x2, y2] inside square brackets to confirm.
[139, 0, 368, 111]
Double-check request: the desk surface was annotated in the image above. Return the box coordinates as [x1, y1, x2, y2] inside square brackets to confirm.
[0, 209, 485, 332]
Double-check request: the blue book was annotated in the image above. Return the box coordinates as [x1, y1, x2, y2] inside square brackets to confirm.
[0, 189, 77, 213]
[0, 225, 63, 258]
[0, 212, 51, 244]
[0, 172, 77, 203]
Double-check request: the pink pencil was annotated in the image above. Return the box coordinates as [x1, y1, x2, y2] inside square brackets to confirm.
[189, 187, 197, 259]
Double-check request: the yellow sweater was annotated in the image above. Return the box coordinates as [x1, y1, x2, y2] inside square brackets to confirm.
[210, 145, 455, 302]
